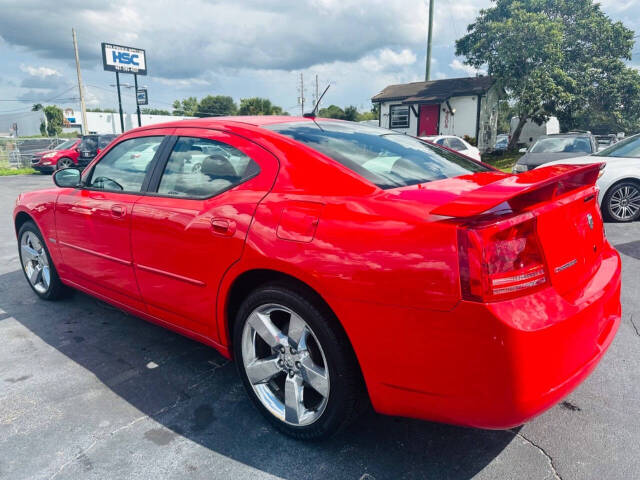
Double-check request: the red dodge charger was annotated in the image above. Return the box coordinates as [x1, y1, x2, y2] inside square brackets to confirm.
[14, 117, 621, 439]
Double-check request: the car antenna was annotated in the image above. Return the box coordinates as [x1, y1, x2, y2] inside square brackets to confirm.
[303, 84, 331, 119]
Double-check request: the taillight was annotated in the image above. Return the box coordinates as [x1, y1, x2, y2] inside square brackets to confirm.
[457, 214, 549, 302]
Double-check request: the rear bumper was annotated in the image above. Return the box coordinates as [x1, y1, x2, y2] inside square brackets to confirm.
[331, 247, 621, 429]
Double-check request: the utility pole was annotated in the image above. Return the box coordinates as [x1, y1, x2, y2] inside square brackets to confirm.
[134, 73, 141, 127]
[314, 74, 319, 107]
[72, 28, 88, 135]
[299, 73, 305, 116]
[425, 0, 434, 81]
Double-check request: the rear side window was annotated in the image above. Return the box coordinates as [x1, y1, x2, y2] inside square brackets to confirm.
[87, 136, 163, 192]
[266, 121, 488, 189]
[447, 138, 467, 151]
[157, 137, 260, 198]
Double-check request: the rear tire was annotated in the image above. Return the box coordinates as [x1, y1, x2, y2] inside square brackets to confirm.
[18, 221, 68, 300]
[233, 282, 366, 440]
[602, 180, 640, 222]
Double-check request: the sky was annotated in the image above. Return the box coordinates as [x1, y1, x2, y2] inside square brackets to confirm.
[1, 0, 639, 117]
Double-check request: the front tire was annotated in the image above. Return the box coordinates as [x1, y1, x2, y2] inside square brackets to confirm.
[18, 221, 67, 300]
[603, 181, 640, 222]
[233, 283, 365, 440]
[56, 157, 74, 170]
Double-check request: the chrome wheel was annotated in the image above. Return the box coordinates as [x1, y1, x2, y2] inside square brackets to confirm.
[609, 184, 640, 221]
[20, 231, 50, 294]
[57, 158, 74, 169]
[241, 303, 330, 426]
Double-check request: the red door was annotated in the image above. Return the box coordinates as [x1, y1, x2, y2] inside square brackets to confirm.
[130, 128, 279, 339]
[55, 132, 170, 310]
[419, 104, 439, 136]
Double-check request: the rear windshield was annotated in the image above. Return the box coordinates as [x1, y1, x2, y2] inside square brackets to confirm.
[265, 121, 488, 189]
[530, 137, 592, 154]
[594, 133, 640, 158]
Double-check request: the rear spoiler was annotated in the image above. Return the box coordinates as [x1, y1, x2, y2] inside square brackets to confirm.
[432, 163, 603, 218]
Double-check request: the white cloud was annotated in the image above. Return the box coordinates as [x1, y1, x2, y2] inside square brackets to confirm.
[449, 59, 486, 76]
[360, 49, 417, 72]
[19, 64, 60, 78]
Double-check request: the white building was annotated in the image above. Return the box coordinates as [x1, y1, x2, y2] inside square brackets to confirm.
[371, 76, 502, 152]
[62, 109, 196, 135]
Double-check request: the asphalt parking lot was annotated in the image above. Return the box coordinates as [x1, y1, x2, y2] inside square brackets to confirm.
[1, 174, 639, 480]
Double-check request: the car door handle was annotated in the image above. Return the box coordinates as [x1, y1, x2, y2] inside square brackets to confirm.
[211, 218, 236, 236]
[111, 204, 126, 218]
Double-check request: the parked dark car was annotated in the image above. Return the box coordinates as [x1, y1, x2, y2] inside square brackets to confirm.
[76, 134, 119, 168]
[513, 132, 597, 173]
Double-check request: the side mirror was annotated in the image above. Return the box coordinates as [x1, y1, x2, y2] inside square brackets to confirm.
[53, 167, 81, 188]
[519, 147, 527, 153]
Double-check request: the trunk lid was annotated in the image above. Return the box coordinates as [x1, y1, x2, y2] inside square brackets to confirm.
[430, 164, 605, 296]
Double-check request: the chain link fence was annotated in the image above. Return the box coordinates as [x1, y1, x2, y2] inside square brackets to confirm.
[0, 137, 68, 169]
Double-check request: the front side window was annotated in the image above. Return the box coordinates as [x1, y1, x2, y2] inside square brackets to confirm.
[157, 137, 260, 198]
[266, 121, 488, 189]
[87, 136, 163, 192]
[595, 133, 640, 158]
[389, 105, 410, 129]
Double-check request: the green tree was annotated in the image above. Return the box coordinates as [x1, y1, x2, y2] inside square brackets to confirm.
[141, 108, 170, 115]
[196, 95, 237, 117]
[39, 105, 64, 137]
[172, 97, 199, 116]
[343, 105, 359, 121]
[238, 97, 284, 115]
[318, 104, 346, 119]
[87, 107, 116, 113]
[31, 103, 43, 111]
[456, 0, 638, 148]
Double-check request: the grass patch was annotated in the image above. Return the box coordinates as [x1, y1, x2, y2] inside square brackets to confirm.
[0, 167, 37, 176]
[480, 152, 524, 173]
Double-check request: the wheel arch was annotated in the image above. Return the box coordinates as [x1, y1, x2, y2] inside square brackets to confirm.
[223, 268, 366, 387]
[602, 176, 640, 200]
[600, 177, 640, 221]
[14, 210, 35, 236]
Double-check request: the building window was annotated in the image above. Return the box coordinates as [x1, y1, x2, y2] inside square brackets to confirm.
[389, 105, 410, 129]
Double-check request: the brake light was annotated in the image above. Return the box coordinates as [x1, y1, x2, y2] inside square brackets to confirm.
[457, 215, 549, 302]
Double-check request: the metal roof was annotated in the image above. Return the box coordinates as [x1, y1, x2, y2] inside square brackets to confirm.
[371, 76, 495, 103]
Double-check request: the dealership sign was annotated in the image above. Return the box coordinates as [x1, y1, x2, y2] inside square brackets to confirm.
[101, 43, 147, 75]
[136, 88, 148, 105]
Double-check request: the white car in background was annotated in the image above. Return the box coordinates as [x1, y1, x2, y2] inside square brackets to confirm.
[537, 133, 640, 222]
[421, 135, 482, 161]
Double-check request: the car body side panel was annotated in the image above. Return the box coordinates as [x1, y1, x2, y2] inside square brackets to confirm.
[131, 127, 280, 341]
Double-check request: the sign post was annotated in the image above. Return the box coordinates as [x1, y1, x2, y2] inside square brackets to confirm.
[134, 74, 141, 127]
[101, 43, 147, 133]
[115, 71, 124, 132]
